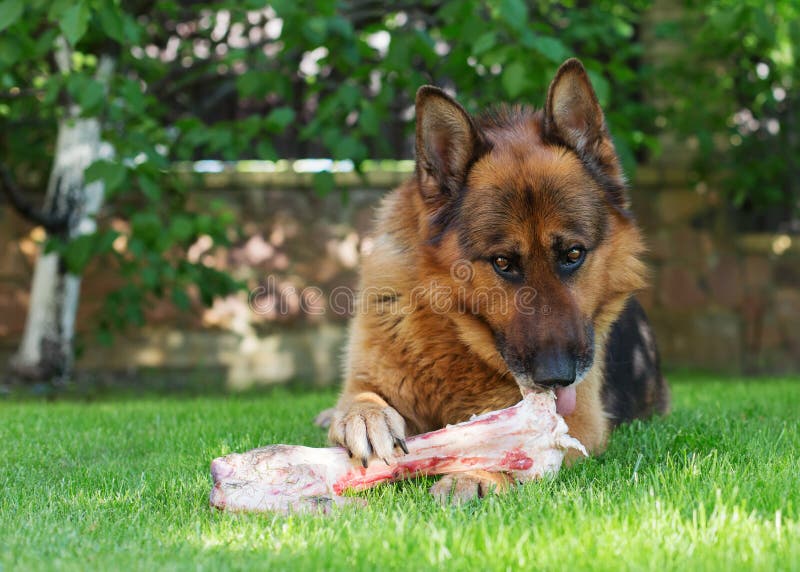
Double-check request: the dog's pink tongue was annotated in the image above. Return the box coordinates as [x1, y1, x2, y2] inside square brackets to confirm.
[555, 386, 577, 416]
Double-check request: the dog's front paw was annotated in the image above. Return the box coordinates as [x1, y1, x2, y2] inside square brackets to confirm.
[328, 398, 408, 467]
[429, 471, 513, 504]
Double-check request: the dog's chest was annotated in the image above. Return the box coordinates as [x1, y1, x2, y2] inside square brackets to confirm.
[385, 313, 520, 432]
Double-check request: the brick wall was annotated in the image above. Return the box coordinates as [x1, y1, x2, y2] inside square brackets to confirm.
[633, 169, 799, 374]
[1, 166, 797, 387]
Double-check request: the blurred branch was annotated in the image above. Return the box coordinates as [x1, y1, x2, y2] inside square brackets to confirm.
[343, 0, 443, 28]
[197, 81, 238, 115]
[0, 88, 44, 100]
[0, 163, 69, 232]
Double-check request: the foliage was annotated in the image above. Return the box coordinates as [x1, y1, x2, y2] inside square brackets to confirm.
[0, 0, 248, 339]
[1, 376, 799, 569]
[3, 0, 795, 340]
[0, 0, 660, 338]
[658, 0, 800, 221]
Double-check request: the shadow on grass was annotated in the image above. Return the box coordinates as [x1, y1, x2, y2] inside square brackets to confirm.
[4, 364, 795, 406]
[1, 365, 340, 403]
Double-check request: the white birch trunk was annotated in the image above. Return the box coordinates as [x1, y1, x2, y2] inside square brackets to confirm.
[10, 40, 114, 382]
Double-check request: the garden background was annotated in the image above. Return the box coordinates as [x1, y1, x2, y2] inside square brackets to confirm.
[1, 0, 798, 390]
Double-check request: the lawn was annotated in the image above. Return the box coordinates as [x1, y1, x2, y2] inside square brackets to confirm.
[1, 374, 798, 571]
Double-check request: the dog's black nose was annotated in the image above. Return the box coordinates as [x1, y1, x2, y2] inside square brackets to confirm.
[532, 349, 576, 387]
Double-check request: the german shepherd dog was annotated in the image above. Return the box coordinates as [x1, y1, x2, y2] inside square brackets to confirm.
[327, 58, 670, 502]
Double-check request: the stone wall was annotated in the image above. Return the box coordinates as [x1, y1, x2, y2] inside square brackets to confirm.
[633, 169, 799, 374]
[1, 166, 798, 386]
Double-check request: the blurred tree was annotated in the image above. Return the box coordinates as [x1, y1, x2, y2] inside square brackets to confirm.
[1, 38, 116, 382]
[0, 0, 657, 382]
[0, 1, 242, 382]
[658, 0, 800, 228]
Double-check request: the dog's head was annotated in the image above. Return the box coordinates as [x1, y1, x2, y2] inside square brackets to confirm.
[414, 59, 646, 403]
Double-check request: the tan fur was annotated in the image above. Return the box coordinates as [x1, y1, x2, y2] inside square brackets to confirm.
[328, 59, 649, 501]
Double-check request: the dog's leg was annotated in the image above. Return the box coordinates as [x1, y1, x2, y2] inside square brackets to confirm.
[429, 470, 514, 504]
[328, 391, 409, 467]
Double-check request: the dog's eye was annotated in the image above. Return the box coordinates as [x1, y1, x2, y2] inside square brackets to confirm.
[492, 256, 520, 280]
[565, 247, 583, 263]
[559, 246, 586, 270]
[494, 256, 511, 272]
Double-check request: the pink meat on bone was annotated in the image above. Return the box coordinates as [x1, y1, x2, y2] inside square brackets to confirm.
[209, 391, 586, 513]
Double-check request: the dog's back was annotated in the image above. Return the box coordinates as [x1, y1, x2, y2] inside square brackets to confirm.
[603, 298, 670, 425]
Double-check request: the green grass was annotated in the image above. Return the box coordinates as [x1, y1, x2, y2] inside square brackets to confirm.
[1, 374, 798, 571]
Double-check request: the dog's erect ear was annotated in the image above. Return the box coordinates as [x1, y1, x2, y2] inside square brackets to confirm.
[415, 86, 486, 203]
[543, 59, 627, 206]
[544, 59, 606, 153]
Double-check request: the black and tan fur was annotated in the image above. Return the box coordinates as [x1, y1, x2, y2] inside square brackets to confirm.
[327, 59, 669, 502]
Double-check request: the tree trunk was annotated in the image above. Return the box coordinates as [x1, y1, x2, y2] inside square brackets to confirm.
[10, 40, 114, 383]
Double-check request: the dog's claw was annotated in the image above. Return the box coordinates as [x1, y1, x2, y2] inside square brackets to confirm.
[329, 400, 408, 469]
[396, 438, 409, 455]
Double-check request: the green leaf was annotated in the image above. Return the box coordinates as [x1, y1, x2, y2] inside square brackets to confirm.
[0, 37, 21, 67]
[172, 288, 191, 311]
[140, 265, 159, 289]
[472, 32, 496, 56]
[85, 160, 127, 196]
[138, 173, 161, 201]
[236, 73, 267, 98]
[501, 61, 528, 98]
[42, 75, 64, 105]
[95, 229, 120, 254]
[98, 2, 125, 43]
[96, 326, 114, 346]
[358, 103, 380, 136]
[119, 78, 145, 114]
[256, 140, 277, 161]
[482, 45, 511, 68]
[169, 216, 194, 242]
[60, 2, 90, 46]
[586, 70, 610, 107]
[313, 171, 335, 196]
[130, 212, 162, 247]
[207, 128, 233, 153]
[265, 107, 296, 131]
[327, 15, 353, 39]
[303, 17, 328, 43]
[528, 36, 571, 64]
[121, 12, 141, 43]
[499, 0, 528, 32]
[47, 0, 73, 21]
[612, 134, 636, 179]
[43, 237, 61, 255]
[336, 84, 361, 109]
[0, 0, 23, 32]
[77, 78, 105, 113]
[194, 214, 213, 235]
[63, 234, 95, 274]
[331, 136, 366, 162]
[34, 28, 59, 58]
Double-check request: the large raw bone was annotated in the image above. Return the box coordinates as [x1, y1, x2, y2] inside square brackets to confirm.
[209, 391, 586, 513]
